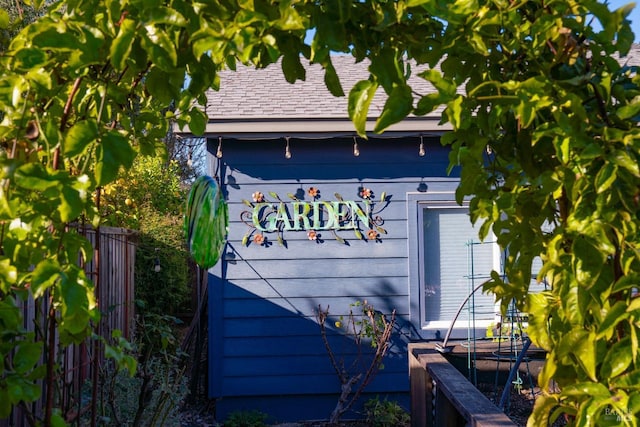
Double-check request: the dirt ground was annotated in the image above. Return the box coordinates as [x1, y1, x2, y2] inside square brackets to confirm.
[477, 383, 567, 427]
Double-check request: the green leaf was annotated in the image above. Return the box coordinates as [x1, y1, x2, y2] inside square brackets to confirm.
[59, 270, 92, 337]
[64, 120, 99, 157]
[418, 69, 456, 97]
[51, 413, 67, 427]
[374, 84, 413, 133]
[612, 150, 640, 177]
[12, 48, 47, 71]
[324, 60, 344, 97]
[145, 66, 176, 106]
[0, 259, 18, 293]
[601, 338, 633, 378]
[528, 394, 559, 427]
[59, 185, 83, 222]
[110, 18, 136, 71]
[281, 53, 305, 83]
[188, 107, 207, 136]
[145, 6, 187, 26]
[14, 163, 58, 191]
[32, 26, 80, 51]
[444, 96, 466, 130]
[617, 101, 640, 120]
[0, 9, 9, 29]
[14, 342, 43, 374]
[564, 330, 597, 381]
[140, 24, 177, 71]
[598, 301, 630, 339]
[595, 162, 618, 194]
[95, 131, 136, 186]
[572, 235, 606, 287]
[613, 369, 640, 390]
[369, 47, 403, 93]
[348, 80, 378, 137]
[31, 259, 60, 298]
[562, 382, 610, 398]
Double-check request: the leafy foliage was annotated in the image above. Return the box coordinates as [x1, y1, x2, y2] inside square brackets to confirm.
[338, 2, 639, 425]
[364, 396, 410, 427]
[0, 0, 638, 424]
[101, 156, 192, 315]
[223, 410, 269, 427]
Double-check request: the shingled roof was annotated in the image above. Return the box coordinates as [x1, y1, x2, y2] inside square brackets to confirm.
[192, 44, 640, 138]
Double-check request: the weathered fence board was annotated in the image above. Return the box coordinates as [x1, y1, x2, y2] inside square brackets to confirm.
[1, 226, 135, 427]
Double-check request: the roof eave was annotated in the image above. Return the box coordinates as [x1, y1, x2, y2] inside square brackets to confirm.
[173, 116, 451, 140]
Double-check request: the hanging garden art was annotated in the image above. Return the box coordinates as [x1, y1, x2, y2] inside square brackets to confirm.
[241, 187, 390, 247]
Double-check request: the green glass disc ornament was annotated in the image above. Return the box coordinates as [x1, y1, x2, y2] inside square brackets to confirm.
[184, 176, 228, 268]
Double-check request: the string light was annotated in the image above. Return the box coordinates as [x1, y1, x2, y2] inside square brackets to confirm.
[285, 137, 292, 159]
[419, 135, 426, 157]
[353, 136, 360, 157]
[216, 136, 223, 158]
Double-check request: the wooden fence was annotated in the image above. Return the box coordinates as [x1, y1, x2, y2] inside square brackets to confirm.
[409, 342, 516, 427]
[1, 226, 136, 427]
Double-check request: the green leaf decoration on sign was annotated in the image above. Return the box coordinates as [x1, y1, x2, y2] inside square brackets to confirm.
[184, 176, 229, 268]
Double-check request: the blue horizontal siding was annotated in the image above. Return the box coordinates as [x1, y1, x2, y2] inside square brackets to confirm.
[223, 276, 408, 298]
[208, 137, 458, 420]
[220, 371, 408, 396]
[222, 258, 408, 280]
[222, 354, 407, 376]
[223, 296, 409, 319]
[221, 334, 407, 357]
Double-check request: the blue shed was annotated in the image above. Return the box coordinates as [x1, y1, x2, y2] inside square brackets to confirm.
[185, 56, 504, 422]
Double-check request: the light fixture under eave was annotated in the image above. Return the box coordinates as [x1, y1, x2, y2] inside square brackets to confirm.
[353, 136, 360, 157]
[419, 136, 426, 157]
[285, 136, 292, 159]
[216, 136, 223, 158]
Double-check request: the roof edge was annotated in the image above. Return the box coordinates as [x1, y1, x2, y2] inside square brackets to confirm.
[174, 116, 451, 139]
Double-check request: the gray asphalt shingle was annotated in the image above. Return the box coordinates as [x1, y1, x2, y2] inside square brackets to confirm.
[204, 44, 640, 122]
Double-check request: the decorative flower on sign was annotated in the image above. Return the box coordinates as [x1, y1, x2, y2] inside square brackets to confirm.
[367, 229, 379, 241]
[308, 187, 320, 199]
[252, 191, 264, 203]
[359, 187, 373, 200]
[253, 233, 265, 245]
[307, 230, 318, 240]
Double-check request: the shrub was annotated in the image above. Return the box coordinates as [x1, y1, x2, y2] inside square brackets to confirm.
[364, 397, 410, 427]
[223, 410, 269, 427]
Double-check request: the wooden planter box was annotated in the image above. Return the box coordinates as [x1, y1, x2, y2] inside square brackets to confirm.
[409, 342, 516, 427]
